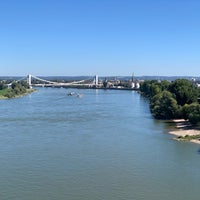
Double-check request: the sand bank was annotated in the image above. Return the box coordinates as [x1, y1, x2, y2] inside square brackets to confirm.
[168, 119, 200, 144]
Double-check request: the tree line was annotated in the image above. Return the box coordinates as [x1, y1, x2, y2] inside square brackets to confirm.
[140, 79, 200, 124]
[0, 81, 30, 98]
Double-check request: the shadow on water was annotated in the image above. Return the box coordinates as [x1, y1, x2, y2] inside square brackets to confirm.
[197, 148, 200, 155]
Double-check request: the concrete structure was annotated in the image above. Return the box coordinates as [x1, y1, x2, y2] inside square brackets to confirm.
[15, 74, 139, 90]
[131, 82, 135, 88]
[95, 75, 98, 86]
[135, 82, 140, 89]
[27, 74, 32, 87]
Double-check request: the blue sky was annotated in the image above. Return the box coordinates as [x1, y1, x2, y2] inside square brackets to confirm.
[0, 0, 200, 76]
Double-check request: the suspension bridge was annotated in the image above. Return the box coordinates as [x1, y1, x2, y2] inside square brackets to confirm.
[9, 74, 100, 88]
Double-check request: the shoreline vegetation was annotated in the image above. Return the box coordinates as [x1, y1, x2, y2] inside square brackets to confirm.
[0, 80, 36, 99]
[140, 79, 200, 144]
[0, 88, 36, 99]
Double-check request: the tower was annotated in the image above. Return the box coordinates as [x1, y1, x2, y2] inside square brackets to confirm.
[27, 74, 32, 87]
[95, 75, 98, 86]
[132, 72, 134, 82]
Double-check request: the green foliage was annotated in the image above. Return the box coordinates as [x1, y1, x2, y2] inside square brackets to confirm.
[150, 91, 179, 119]
[159, 80, 171, 91]
[140, 80, 161, 97]
[140, 79, 200, 123]
[11, 81, 19, 89]
[0, 81, 29, 99]
[0, 81, 6, 90]
[169, 79, 199, 106]
[178, 134, 200, 141]
[182, 103, 200, 124]
[20, 81, 28, 88]
[140, 80, 171, 98]
[4, 89, 15, 98]
[0, 89, 9, 97]
[11, 81, 27, 95]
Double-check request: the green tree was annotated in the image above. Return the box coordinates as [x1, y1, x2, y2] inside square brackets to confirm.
[10, 81, 27, 96]
[150, 91, 179, 119]
[169, 79, 199, 106]
[150, 83, 161, 97]
[0, 81, 6, 90]
[20, 81, 28, 88]
[11, 82, 19, 90]
[182, 103, 200, 124]
[159, 80, 170, 91]
[140, 80, 161, 97]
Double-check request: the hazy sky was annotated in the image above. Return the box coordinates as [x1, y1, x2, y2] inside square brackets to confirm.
[0, 0, 200, 76]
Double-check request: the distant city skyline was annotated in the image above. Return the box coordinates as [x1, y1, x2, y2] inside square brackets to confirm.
[0, 0, 200, 76]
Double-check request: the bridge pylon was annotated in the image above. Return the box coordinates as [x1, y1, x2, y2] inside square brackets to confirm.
[27, 74, 32, 88]
[94, 75, 98, 86]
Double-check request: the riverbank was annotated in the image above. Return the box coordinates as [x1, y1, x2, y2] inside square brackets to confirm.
[0, 88, 36, 99]
[168, 119, 200, 144]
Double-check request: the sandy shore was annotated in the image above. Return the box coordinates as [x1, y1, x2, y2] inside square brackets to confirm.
[168, 119, 200, 144]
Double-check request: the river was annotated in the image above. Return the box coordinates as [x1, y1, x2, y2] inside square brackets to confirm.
[0, 88, 200, 200]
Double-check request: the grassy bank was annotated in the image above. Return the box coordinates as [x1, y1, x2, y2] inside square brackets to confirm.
[177, 134, 200, 141]
[0, 88, 36, 99]
[0, 89, 9, 96]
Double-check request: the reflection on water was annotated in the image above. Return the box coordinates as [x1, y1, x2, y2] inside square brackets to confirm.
[0, 88, 199, 200]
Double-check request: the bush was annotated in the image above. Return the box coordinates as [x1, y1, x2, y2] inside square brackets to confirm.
[150, 91, 179, 119]
[181, 103, 200, 124]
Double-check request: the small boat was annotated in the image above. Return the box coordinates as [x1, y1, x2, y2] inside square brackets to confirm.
[76, 93, 83, 98]
[67, 92, 75, 96]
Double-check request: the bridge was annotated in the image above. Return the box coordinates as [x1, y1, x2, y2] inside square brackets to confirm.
[26, 74, 99, 88]
[7, 74, 140, 90]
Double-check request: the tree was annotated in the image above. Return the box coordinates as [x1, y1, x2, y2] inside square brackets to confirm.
[0, 81, 6, 90]
[140, 80, 161, 97]
[150, 91, 179, 119]
[150, 83, 161, 97]
[159, 80, 170, 91]
[11, 82, 19, 90]
[140, 79, 200, 121]
[10, 81, 27, 96]
[20, 81, 28, 88]
[182, 103, 200, 124]
[103, 78, 108, 88]
[169, 79, 199, 106]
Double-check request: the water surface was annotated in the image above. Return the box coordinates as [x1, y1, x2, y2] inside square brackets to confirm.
[0, 88, 199, 200]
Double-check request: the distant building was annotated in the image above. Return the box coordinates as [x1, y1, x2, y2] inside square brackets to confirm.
[196, 83, 200, 88]
[131, 82, 135, 88]
[130, 73, 140, 89]
[135, 82, 140, 89]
